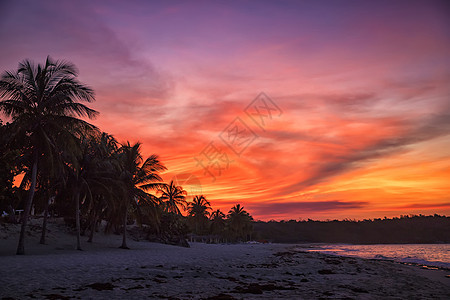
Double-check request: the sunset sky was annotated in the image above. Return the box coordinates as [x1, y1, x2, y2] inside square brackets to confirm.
[1, 0, 449, 220]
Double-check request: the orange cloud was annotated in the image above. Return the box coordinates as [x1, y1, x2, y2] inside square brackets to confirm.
[2, 0, 449, 220]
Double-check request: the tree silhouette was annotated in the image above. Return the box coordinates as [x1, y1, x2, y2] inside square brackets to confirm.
[252, 215, 450, 244]
[84, 132, 121, 243]
[117, 142, 166, 249]
[227, 204, 253, 241]
[187, 195, 211, 234]
[65, 132, 122, 249]
[0, 57, 97, 254]
[158, 180, 187, 215]
[210, 209, 226, 241]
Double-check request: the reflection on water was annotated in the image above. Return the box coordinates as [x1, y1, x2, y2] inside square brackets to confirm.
[296, 244, 450, 268]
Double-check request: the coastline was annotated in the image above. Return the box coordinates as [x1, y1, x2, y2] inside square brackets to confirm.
[293, 243, 450, 270]
[1, 225, 449, 299]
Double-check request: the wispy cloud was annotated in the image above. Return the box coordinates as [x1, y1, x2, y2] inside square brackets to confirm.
[272, 110, 450, 198]
[1, 0, 449, 220]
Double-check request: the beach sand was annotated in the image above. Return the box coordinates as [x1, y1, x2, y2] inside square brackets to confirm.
[1, 220, 449, 299]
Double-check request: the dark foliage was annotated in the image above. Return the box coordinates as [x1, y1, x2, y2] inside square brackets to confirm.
[0, 121, 20, 215]
[157, 212, 190, 247]
[253, 214, 450, 244]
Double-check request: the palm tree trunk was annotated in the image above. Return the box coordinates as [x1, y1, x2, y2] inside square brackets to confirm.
[119, 204, 129, 249]
[75, 188, 82, 251]
[39, 195, 52, 244]
[87, 213, 97, 243]
[16, 156, 38, 255]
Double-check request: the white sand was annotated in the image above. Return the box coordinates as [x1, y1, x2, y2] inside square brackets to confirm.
[1, 220, 449, 299]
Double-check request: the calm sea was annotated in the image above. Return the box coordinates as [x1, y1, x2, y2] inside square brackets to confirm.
[296, 244, 450, 269]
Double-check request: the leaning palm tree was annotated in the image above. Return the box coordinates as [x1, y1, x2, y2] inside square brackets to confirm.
[158, 180, 187, 215]
[0, 57, 98, 254]
[117, 141, 166, 249]
[187, 195, 211, 234]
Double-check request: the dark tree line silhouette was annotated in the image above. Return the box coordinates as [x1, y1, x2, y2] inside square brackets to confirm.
[253, 214, 450, 244]
[2, 57, 446, 253]
[0, 57, 254, 254]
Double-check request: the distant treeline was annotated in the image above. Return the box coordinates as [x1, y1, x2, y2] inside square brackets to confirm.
[253, 215, 450, 244]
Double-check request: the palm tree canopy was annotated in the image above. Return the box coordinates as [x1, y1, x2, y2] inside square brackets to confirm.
[187, 195, 211, 218]
[210, 209, 226, 235]
[0, 56, 99, 172]
[228, 204, 248, 217]
[72, 132, 121, 206]
[227, 204, 254, 239]
[159, 180, 187, 215]
[0, 56, 98, 123]
[118, 141, 166, 204]
[114, 141, 166, 249]
[210, 209, 225, 221]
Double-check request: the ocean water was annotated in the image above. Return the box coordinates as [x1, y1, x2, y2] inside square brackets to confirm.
[296, 244, 450, 269]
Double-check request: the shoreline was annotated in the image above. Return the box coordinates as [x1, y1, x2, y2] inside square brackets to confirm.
[293, 242, 450, 270]
[289, 246, 450, 287]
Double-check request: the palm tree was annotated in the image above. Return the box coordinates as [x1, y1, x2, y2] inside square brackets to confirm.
[210, 209, 226, 242]
[84, 132, 120, 243]
[67, 132, 121, 250]
[187, 195, 211, 234]
[158, 180, 187, 215]
[0, 57, 98, 255]
[227, 204, 254, 242]
[117, 141, 166, 249]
